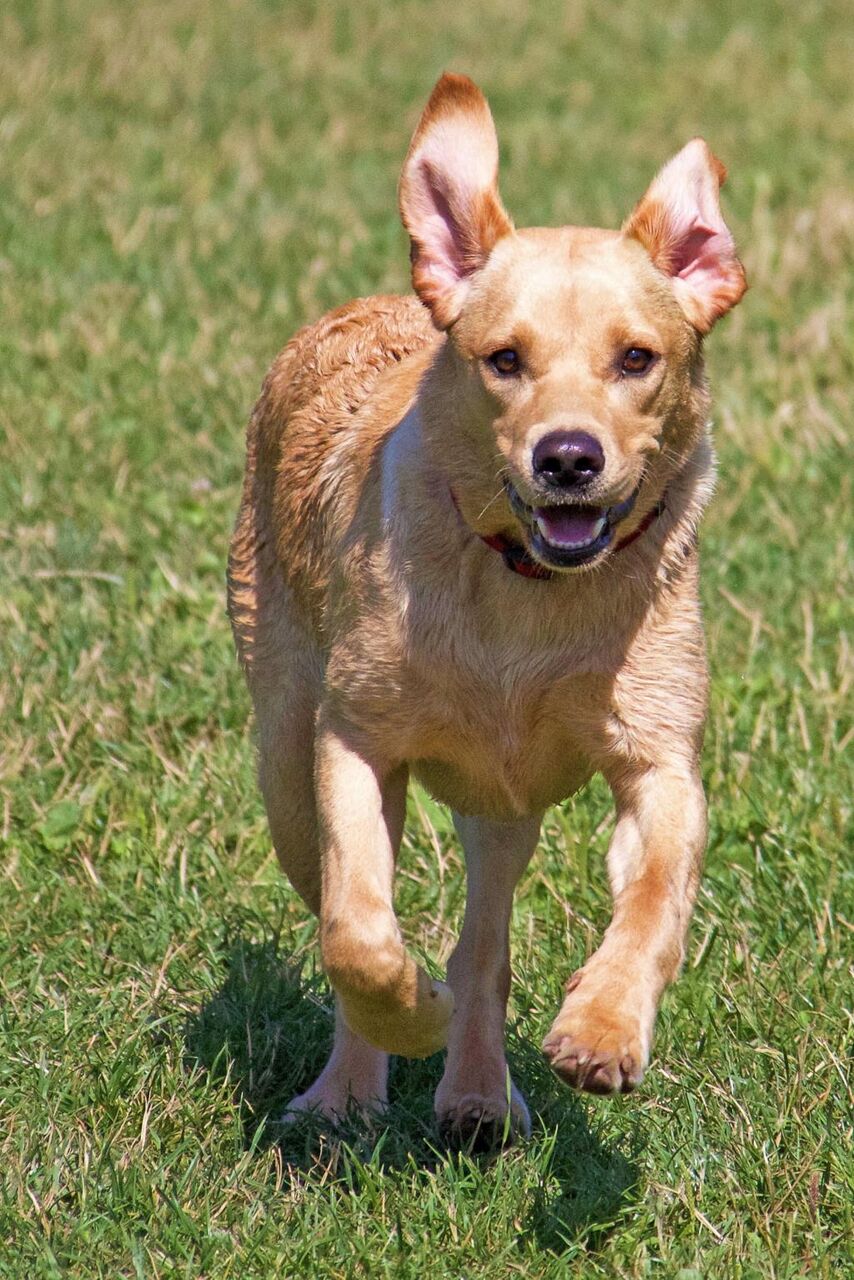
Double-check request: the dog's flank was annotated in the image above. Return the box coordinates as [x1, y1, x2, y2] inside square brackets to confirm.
[228, 72, 744, 1141]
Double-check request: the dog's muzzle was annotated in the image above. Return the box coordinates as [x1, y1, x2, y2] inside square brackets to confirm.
[506, 480, 643, 569]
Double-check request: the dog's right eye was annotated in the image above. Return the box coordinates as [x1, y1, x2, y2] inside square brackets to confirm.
[621, 347, 656, 376]
[487, 349, 520, 376]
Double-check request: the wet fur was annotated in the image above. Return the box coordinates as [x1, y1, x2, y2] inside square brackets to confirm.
[228, 74, 744, 1139]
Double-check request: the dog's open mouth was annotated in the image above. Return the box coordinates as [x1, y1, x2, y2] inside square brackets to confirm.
[506, 481, 641, 569]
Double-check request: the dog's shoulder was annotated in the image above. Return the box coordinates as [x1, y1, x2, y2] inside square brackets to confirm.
[242, 295, 438, 628]
[255, 294, 435, 447]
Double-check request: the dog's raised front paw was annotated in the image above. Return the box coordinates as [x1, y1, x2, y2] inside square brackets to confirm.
[542, 988, 650, 1095]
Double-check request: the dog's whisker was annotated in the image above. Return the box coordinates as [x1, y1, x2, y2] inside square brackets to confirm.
[476, 486, 507, 522]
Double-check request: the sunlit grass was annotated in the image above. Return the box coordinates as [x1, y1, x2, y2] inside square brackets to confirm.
[1, 1, 851, 1276]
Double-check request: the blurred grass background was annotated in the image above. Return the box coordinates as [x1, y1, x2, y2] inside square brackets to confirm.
[1, 1, 851, 1276]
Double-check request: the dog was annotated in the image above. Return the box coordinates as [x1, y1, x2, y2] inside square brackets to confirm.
[227, 72, 746, 1144]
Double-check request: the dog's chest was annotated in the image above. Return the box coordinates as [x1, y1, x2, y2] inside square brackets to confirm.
[403, 634, 613, 818]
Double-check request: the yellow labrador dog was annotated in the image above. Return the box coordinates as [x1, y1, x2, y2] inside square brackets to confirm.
[228, 73, 745, 1144]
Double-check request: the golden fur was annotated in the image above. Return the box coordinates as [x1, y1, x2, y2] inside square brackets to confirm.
[228, 73, 745, 1141]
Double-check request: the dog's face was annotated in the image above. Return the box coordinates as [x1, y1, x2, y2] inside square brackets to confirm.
[449, 229, 699, 569]
[400, 74, 746, 570]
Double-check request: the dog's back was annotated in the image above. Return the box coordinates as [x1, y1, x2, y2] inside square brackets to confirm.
[229, 294, 436, 658]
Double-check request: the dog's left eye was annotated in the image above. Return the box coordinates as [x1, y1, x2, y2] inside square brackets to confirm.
[488, 349, 520, 376]
[621, 347, 656, 376]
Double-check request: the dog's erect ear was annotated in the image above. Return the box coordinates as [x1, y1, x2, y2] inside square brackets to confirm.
[622, 139, 746, 334]
[399, 73, 513, 329]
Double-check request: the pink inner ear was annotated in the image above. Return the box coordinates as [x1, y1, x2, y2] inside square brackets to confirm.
[418, 163, 469, 287]
[670, 216, 743, 330]
[625, 139, 746, 332]
[673, 224, 720, 278]
[399, 84, 514, 329]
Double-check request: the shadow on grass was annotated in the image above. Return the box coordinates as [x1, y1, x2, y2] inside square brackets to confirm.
[184, 929, 641, 1251]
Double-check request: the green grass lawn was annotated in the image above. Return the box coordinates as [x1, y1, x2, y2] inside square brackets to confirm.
[1, 1, 852, 1275]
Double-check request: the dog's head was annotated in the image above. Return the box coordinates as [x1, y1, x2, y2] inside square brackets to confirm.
[399, 73, 746, 571]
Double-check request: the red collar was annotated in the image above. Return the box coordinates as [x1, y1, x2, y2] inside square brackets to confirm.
[478, 529, 554, 579]
[454, 492, 666, 581]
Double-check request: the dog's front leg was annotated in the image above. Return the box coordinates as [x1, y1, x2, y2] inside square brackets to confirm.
[434, 813, 541, 1146]
[544, 763, 707, 1094]
[316, 716, 454, 1058]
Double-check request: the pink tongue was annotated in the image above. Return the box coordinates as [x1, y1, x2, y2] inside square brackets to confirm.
[536, 506, 604, 546]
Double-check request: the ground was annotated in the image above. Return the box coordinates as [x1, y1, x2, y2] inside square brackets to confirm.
[1, 1, 851, 1276]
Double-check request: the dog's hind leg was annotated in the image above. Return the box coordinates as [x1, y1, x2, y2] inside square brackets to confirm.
[434, 813, 541, 1148]
[229, 492, 325, 914]
[284, 1001, 389, 1123]
[229, 523, 389, 1121]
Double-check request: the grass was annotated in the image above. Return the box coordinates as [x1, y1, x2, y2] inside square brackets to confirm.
[1, 0, 851, 1275]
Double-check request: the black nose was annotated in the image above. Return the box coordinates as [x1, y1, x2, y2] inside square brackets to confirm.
[532, 430, 605, 488]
